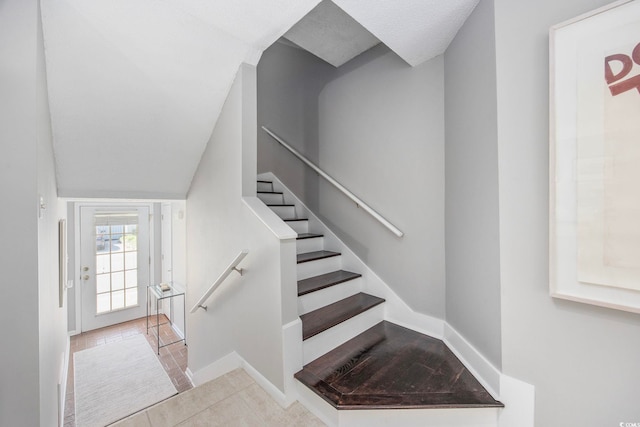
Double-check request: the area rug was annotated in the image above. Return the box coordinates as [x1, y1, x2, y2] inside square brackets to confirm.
[74, 334, 177, 426]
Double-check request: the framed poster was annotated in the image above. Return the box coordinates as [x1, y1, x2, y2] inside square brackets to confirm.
[550, 0, 640, 313]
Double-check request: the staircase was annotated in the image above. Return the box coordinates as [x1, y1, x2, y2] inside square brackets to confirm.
[257, 176, 503, 426]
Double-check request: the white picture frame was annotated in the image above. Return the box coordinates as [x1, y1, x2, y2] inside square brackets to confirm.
[550, 0, 640, 313]
[59, 219, 67, 308]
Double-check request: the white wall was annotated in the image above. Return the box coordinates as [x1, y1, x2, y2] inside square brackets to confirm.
[316, 46, 446, 318]
[0, 2, 42, 425]
[0, 1, 68, 425]
[187, 64, 294, 392]
[493, 0, 640, 424]
[37, 1, 69, 424]
[444, 0, 502, 369]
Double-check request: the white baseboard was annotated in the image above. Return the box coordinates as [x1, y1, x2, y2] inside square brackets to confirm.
[188, 351, 242, 386]
[59, 336, 70, 427]
[498, 375, 535, 427]
[171, 322, 185, 340]
[444, 323, 501, 398]
[186, 349, 295, 409]
[241, 359, 290, 408]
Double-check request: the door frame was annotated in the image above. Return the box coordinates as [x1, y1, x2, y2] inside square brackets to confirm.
[72, 201, 157, 334]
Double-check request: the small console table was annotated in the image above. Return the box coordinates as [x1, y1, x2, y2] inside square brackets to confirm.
[146, 284, 186, 355]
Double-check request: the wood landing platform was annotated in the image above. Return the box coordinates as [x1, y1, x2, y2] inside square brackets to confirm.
[295, 321, 503, 410]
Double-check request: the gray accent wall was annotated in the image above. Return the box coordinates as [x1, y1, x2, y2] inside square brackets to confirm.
[316, 46, 446, 317]
[258, 43, 447, 318]
[494, 0, 640, 424]
[444, 0, 502, 368]
[257, 42, 334, 212]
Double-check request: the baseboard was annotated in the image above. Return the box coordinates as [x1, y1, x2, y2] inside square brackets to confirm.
[187, 351, 242, 386]
[241, 359, 290, 408]
[186, 350, 294, 409]
[444, 324, 501, 398]
[170, 322, 185, 340]
[58, 336, 70, 427]
[498, 375, 535, 427]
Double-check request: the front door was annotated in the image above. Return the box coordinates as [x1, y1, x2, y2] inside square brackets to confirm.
[80, 206, 150, 331]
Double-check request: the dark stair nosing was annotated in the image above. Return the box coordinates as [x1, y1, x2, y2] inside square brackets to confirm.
[295, 321, 504, 410]
[284, 218, 308, 222]
[296, 233, 323, 240]
[300, 292, 385, 340]
[257, 191, 283, 194]
[298, 270, 362, 296]
[297, 250, 340, 264]
[257, 180, 272, 184]
[267, 203, 295, 207]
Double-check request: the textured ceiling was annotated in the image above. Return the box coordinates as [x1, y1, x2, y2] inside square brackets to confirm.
[40, 0, 478, 199]
[333, 0, 480, 66]
[283, 1, 380, 68]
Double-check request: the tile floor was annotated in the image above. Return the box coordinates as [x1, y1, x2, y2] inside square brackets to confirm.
[64, 315, 192, 427]
[112, 369, 326, 427]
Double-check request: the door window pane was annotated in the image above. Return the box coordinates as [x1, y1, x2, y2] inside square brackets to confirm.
[96, 274, 110, 294]
[94, 213, 140, 314]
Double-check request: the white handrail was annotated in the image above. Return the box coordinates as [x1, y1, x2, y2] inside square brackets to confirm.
[190, 250, 248, 313]
[261, 126, 404, 238]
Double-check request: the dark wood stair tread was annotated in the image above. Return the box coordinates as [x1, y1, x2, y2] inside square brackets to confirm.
[267, 203, 294, 207]
[257, 180, 272, 183]
[298, 270, 362, 296]
[284, 218, 308, 222]
[257, 191, 283, 194]
[297, 250, 340, 264]
[301, 293, 384, 340]
[296, 233, 323, 240]
[295, 321, 504, 410]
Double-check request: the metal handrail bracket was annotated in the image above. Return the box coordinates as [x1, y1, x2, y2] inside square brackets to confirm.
[190, 250, 249, 313]
[261, 126, 404, 238]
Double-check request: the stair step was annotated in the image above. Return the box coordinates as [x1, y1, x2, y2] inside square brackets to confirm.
[301, 293, 384, 340]
[267, 204, 296, 219]
[296, 233, 323, 240]
[298, 270, 362, 296]
[295, 321, 504, 410]
[257, 191, 285, 204]
[256, 180, 274, 192]
[297, 250, 340, 264]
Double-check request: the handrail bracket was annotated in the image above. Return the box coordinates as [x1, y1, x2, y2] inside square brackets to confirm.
[233, 267, 243, 276]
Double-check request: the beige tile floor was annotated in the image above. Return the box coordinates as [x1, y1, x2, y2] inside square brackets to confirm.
[113, 368, 326, 427]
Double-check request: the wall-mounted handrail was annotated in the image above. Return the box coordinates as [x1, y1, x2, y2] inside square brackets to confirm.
[261, 126, 404, 238]
[190, 250, 248, 313]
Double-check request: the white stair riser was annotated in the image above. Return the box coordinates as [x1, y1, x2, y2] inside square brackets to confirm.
[257, 192, 284, 205]
[286, 220, 309, 234]
[297, 256, 341, 280]
[303, 303, 384, 364]
[340, 407, 499, 427]
[296, 236, 324, 254]
[257, 181, 273, 192]
[298, 277, 363, 315]
[296, 382, 499, 427]
[268, 205, 296, 219]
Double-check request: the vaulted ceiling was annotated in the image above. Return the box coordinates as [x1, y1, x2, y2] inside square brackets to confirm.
[41, 0, 478, 199]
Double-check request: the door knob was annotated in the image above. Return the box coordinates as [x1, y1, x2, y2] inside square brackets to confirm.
[83, 275, 90, 280]
[83, 266, 89, 272]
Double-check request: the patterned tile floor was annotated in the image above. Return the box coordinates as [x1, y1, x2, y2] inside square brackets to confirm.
[64, 315, 192, 427]
[112, 369, 325, 427]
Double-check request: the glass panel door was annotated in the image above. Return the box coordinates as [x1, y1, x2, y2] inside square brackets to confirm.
[80, 206, 150, 331]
